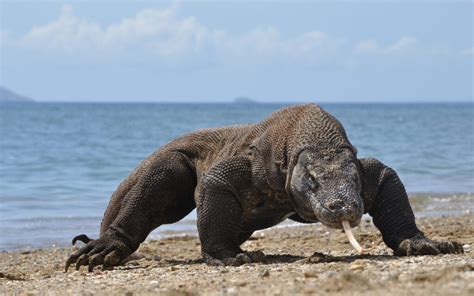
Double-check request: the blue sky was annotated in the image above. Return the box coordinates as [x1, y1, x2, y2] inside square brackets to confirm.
[0, 0, 472, 102]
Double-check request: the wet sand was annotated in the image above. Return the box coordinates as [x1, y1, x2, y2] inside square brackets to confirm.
[1, 214, 473, 295]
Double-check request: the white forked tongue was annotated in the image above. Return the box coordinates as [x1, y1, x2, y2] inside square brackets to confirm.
[342, 220, 364, 254]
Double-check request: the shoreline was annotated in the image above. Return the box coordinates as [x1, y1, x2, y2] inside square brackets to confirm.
[2, 192, 472, 253]
[1, 214, 473, 295]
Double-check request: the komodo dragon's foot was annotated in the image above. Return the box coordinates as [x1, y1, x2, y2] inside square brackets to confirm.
[203, 250, 266, 266]
[65, 230, 133, 272]
[393, 233, 464, 256]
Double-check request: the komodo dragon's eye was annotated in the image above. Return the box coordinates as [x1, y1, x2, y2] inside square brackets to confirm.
[308, 173, 319, 190]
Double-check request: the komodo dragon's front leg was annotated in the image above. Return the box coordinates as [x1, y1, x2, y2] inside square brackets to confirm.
[197, 156, 264, 266]
[65, 151, 197, 271]
[359, 158, 464, 256]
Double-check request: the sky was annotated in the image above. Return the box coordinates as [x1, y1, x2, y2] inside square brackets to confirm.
[0, 0, 472, 102]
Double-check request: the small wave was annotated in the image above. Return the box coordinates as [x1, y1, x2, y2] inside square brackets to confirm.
[409, 192, 474, 217]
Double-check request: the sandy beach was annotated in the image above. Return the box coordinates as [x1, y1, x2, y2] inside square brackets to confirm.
[1, 214, 472, 295]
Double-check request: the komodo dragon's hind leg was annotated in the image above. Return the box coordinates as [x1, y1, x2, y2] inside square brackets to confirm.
[66, 151, 197, 272]
[70, 167, 142, 246]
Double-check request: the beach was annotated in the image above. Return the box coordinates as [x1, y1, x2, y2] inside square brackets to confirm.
[1, 103, 473, 295]
[1, 214, 472, 295]
[1, 1, 472, 294]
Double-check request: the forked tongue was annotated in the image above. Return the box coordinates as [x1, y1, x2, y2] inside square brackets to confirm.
[342, 220, 364, 254]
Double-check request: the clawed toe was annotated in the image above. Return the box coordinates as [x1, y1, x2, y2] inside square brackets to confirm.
[203, 250, 265, 266]
[204, 257, 226, 266]
[88, 253, 105, 272]
[437, 241, 464, 254]
[75, 254, 90, 270]
[66, 248, 121, 272]
[65, 244, 94, 272]
[245, 250, 265, 262]
[395, 234, 465, 256]
[103, 250, 123, 267]
[65, 254, 79, 272]
[65, 232, 131, 272]
[72, 234, 93, 245]
[235, 253, 252, 263]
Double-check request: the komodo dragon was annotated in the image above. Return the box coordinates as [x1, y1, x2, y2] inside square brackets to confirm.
[66, 104, 463, 272]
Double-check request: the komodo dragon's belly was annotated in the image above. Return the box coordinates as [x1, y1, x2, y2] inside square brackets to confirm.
[240, 189, 295, 232]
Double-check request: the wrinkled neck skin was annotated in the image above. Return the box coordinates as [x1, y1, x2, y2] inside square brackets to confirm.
[282, 109, 364, 229]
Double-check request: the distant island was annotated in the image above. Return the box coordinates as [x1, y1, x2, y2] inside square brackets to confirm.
[0, 87, 34, 103]
[232, 97, 258, 104]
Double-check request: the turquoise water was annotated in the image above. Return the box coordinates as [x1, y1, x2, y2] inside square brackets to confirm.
[0, 102, 473, 251]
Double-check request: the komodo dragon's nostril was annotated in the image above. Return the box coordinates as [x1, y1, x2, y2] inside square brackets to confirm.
[326, 200, 344, 211]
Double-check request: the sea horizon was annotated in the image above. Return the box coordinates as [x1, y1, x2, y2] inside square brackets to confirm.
[3, 100, 473, 104]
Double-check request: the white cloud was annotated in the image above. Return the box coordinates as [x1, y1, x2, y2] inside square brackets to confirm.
[21, 3, 204, 55]
[21, 5, 102, 52]
[100, 3, 218, 56]
[354, 36, 418, 55]
[354, 40, 381, 54]
[386, 36, 418, 53]
[18, 3, 342, 61]
[15, 3, 448, 63]
[286, 32, 333, 55]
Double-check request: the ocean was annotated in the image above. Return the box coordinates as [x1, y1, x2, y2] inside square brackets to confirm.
[0, 102, 473, 251]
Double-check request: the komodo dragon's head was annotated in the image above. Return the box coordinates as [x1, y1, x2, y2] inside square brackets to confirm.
[289, 147, 363, 229]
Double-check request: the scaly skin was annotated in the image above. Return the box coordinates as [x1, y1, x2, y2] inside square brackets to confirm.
[66, 104, 463, 272]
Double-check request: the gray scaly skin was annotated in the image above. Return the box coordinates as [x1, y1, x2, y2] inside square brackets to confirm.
[65, 104, 463, 271]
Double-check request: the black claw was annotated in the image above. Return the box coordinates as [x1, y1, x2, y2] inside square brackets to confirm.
[72, 234, 92, 245]
[88, 253, 105, 272]
[437, 241, 464, 254]
[103, 250, 122, 267]
[65, 255, 78, 272]
[75, 254, 89, 271]
[235, 253, 252, 264]
[246, 250, 266, 262]
[65, 244, 94, 272]
[438, 242, 452, 254]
